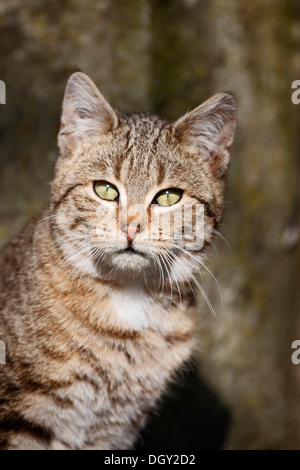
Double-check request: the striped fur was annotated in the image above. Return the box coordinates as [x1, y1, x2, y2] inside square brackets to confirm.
[0, 73, 236, 449]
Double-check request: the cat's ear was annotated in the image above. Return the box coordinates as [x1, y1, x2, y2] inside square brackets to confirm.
[58, 72, 118, 156]
[174, 93, 236, 178]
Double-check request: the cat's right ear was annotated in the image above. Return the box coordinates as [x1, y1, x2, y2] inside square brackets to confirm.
[58, 72, 118, 156]
[173, 93, 236, 178]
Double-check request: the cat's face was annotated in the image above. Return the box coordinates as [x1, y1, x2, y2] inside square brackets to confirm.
[50, 73, 236, 285]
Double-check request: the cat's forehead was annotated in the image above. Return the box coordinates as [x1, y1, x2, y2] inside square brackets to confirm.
[110, 115, 185, 199]
[123, 113, 169, 136]
[74, 113, 210, 203]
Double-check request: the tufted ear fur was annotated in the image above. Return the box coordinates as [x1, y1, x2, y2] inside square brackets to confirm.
[174, 93, 236, 178]
[58, 72, 118, 156]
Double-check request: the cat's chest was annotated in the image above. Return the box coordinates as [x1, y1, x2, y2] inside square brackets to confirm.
[108, 284, 163, 331]
[45, 284, 194, 448]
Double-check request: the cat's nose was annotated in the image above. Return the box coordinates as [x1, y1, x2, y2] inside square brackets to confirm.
[122, 223, 141, 242]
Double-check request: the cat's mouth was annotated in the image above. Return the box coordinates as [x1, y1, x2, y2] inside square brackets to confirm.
[119, 245, 145, 257]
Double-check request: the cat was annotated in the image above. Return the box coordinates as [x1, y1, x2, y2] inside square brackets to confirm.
[0, 72, 236, 450]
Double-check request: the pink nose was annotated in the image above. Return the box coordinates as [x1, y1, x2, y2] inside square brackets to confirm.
[122, 224, 141, 242]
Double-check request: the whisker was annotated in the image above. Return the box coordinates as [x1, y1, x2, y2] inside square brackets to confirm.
[158, 250, 173, 309]
[163, 250, 183, 310]
[67, 246, 100, 297]
[153, 253, 164, 296]
[211, 240, 221, 260]
[35, 213, 57, 229]
[170, 242, 223, 304]
[212, 228, 232, 253]
[167, 246, 217, 320]
[167, 250, 196, 299]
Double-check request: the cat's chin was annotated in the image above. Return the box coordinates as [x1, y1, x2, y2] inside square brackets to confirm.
[90, 249, 153, 282]
[109, 251, 151, 273]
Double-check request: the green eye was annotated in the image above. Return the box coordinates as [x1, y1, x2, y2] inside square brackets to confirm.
[94, 181, 119, 201]
[154, 188, 182, 206]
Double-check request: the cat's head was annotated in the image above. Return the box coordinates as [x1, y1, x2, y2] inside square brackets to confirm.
[50, 72, 236, 285]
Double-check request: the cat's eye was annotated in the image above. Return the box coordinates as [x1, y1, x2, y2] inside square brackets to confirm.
[94, 181, 119, 201]
[153, 188, 182, 206]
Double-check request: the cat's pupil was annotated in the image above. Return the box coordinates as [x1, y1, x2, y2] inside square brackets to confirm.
[153, 188, 182, 206]
[94, 181, 119, 201]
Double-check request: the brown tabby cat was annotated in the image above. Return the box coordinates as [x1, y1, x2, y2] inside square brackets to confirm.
[0, 72, 236, 450]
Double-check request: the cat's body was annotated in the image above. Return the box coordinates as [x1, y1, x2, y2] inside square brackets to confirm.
[0, 73, 236, 450]
[0, 216, 196, 450]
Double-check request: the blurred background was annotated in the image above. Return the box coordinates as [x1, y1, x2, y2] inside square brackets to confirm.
[0, 0, 300, 449]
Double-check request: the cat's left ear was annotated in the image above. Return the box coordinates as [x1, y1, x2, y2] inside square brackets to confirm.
[173, 93, 236, 178]
[58, 72, 118, 156]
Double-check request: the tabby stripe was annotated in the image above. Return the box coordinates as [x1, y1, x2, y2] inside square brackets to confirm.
[125, 157, 135, 179]
[77, 356, 109, 382]
[72, 200, 89, 212]
[164, 331, 192, 345]
[26, 379, 74, 408]
[0, 414, 53, 444]
[70, 217, 88, 230]
[73, 344, 113, 385]
[111, 342, 134, 363]
[53, 183, 84, 209]
[191, 195, 218, 226]
[49, 393, 73, 408]
[113, 157, 123, 180]
[40, 344, 72, 361]
[70, 306, 140, 341]
[74, 373, 100, 391]
[82, 196, 98, 206]
[156, 163, 166, 186]
[25, 377, 73, 392]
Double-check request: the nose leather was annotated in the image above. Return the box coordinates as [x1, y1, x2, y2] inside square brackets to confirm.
[122, 224, 141, 242]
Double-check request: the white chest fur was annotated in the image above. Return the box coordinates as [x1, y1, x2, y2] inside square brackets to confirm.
[110, 284, 162, 331]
